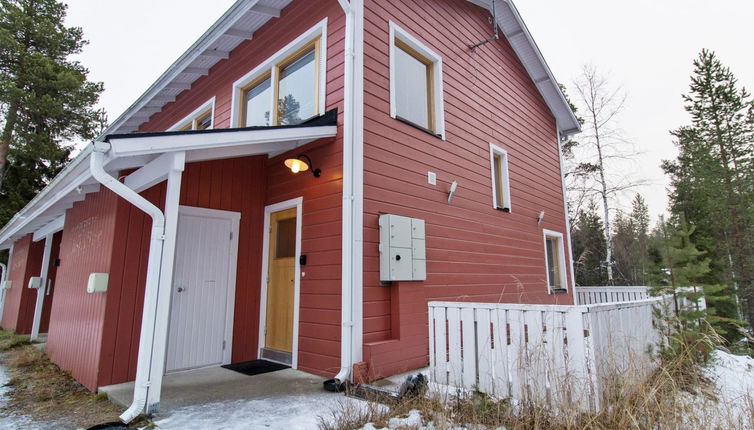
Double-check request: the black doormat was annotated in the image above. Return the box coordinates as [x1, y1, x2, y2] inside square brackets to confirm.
[222, 359, 290, 376]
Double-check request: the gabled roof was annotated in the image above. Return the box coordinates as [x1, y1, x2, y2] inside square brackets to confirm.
[101, 0, 579, 138]
[467, 0, 580, 135]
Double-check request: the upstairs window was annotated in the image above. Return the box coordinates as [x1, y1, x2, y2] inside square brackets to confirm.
[489, 144, 511, 211]
[170, 98, 215, 131]
[233, 20, 327, 128]
[389, 22, 445, 138]
[543, 230, 567, 292]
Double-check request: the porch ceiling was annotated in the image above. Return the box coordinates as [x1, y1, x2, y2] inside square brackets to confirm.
[0, 118, 337, 250]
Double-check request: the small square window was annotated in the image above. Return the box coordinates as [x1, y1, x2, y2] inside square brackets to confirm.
[389, 22, 444, 138]
[543, 230, 567, 292]
[489, 144, 511, 211]
[169, 99, 215, 131]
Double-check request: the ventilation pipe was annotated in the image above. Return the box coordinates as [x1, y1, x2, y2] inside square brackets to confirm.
[90, 142, 166, 424]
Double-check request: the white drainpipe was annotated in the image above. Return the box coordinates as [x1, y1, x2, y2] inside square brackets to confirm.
[90, 143, 166, 423]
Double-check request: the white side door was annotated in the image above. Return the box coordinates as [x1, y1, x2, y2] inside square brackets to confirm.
[166, 206, 240, 373]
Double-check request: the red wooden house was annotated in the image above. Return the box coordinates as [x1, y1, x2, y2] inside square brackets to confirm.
[0, 0, 579, 421]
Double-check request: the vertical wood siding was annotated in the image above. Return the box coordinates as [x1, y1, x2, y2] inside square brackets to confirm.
[360, 0, 575, 378]
[0, 234, 44, 334]
[39, 230, 63, 333]
[46, 190, 120, 391]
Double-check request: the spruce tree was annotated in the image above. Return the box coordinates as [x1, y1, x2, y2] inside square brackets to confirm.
[0, 0, 105, 227]
[571, 201, 608, 286]
[663, 49, 754, 326]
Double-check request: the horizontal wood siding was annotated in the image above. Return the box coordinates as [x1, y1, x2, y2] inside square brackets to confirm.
[0, 234, 44, 334]
[361, 0, 574, 378]
[46, 190, 120, 391]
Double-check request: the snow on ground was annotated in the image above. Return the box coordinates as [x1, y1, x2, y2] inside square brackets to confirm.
[153, 391, 365, 430]
[704, 349, 754, 425]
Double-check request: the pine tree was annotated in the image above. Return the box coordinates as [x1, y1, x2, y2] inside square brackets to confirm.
[0, 0, 105, 227]
[663, 49, 754, 326]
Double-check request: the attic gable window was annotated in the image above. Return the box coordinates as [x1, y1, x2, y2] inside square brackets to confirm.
[489, 144, 511, 211]
[170, 98, 215, 131]
[389, 22, 445, 139]
[232, 19, 328, 128]
[543, 230, 567, 293]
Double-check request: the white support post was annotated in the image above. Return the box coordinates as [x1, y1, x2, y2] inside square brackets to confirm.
[0, 244, 11, 322]
[145, 152, 185, 413]
[30, 234, 54, 341]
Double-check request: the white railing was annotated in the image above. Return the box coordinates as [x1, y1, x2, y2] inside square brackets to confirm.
[428, 297, 673, 412]
[575, 286, 650, 305]
[575, 285, 706, 310]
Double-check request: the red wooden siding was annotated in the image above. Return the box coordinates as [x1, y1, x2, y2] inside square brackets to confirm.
[360, 0, 575, 378]
[0, 234, 44, 334]
[39, 230, 63, 333]
[46, 190, 121, 391]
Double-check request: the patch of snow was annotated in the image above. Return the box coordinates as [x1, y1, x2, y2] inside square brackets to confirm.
[153, 391, 364, 430]
[705, 349, 754, 425]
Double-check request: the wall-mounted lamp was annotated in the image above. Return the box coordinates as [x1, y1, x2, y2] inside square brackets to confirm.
[447, 181, 458, 204]
[537, 210, 545, 226]
[284, 154, 321, 178]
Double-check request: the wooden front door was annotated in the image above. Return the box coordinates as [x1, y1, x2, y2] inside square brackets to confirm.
[264, 208, 297, 354]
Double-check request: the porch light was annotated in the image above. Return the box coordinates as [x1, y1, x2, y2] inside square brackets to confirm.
[284, 154, 321, 178]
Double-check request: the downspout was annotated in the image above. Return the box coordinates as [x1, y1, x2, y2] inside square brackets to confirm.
[89, 142, 166, 423]
[336, 0, 355, 384]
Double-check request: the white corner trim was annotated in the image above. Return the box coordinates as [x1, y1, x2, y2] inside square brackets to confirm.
[258, 197, 303, 369]
[542, 229, 568, 293]
[556, 129, 577, 296]
[168, 97, 216, 131]
[488, 143, 511, 211]
[230, 19, 329, 128]
[388, 21, 445, 139]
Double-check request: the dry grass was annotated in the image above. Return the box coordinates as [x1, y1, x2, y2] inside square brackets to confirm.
[0, 330, 30, 351]
[0, 336, 124, 428]
[320, 338, 754, 430]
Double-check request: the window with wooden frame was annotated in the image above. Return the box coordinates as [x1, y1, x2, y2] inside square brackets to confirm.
[170, 98, 215, 131]
[389, 22, 445, 138]
[233, 20, 327, 128]
[489, 143, 511, 211]
[543, 230, 567, 292]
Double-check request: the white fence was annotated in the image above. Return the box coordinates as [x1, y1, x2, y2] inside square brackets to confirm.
[576, 285, 706, 310]
[428, 297, 673, 412]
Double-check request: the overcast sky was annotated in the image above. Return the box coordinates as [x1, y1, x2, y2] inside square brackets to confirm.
[64, 0, 754, 220]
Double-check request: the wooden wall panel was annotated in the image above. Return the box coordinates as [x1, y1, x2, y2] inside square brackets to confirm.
[360, 0, 575, 379]
[46, 190, 120, 391]
[0, 234, 44, 334]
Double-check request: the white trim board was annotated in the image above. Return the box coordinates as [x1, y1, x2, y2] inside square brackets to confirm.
[388, 21, 445, 140]
[542, 229, 568, 294]
[258, 197, 303, 369]
[168, 97, 216, 131]
[230, 19, 328, 128]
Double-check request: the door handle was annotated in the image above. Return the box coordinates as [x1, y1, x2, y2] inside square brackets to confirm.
[177, 287, 185, 293]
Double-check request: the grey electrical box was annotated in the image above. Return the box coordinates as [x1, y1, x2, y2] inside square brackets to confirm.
[379, 214, 426, 282]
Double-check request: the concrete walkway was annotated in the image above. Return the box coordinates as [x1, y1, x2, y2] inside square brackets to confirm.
[100, 366, 358, 429]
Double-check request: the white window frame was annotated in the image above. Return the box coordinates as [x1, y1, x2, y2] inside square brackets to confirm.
[542, 229, 568, 293]
[389, 21, 445, 139]
[168, 97, 216, 131]
[230, 19, 328, 128]
[489, 143, 511, 211]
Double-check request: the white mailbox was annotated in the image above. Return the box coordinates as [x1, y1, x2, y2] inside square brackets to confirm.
[1, 280, 11, 290]
[87, 273, 109, 294]
[28, 277, 43, 289]
[379, 214, 426, 282]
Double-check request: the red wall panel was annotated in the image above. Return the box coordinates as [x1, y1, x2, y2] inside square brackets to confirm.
[46, 189, 120, 391]
[360, 0, 575, 379]
[0, 234, 44, 334]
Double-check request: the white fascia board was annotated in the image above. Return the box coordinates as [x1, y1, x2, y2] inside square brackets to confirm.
[471, 0, 581, 135]
[32, 215, 66, 242]
[108, 126, 338, 158]
[99, 0, 266, 137]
